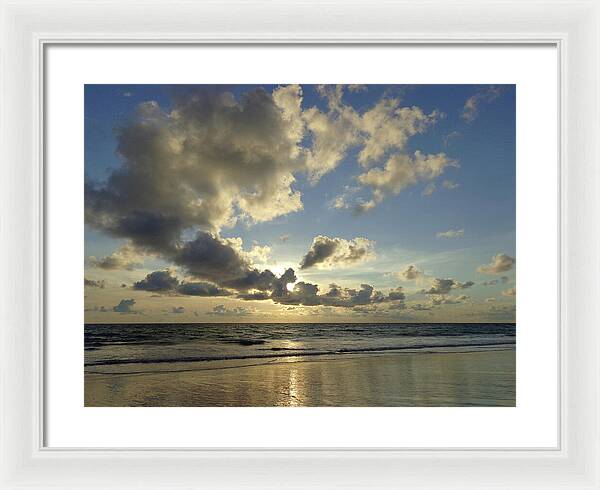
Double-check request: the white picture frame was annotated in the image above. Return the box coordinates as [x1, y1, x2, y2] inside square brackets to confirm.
[1, 0, 598, 488]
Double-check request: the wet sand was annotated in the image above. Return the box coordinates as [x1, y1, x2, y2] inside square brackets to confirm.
[85, 348, 515, 407]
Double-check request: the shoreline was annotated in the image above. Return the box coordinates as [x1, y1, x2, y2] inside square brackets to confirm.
[84, 341, 515, 370]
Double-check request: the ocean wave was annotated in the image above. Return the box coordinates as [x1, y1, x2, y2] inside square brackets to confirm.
[84, 340, 515, 368]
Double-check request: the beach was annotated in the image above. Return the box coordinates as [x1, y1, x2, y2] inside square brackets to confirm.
[85, 347, 515, 407]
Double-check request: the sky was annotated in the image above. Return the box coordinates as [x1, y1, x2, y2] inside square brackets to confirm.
[84, 84, 516, 323]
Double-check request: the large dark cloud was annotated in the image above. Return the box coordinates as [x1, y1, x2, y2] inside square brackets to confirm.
[172, 233, 250, 283]
[299, 235, 375, 270]
[131, 270, 231, 297]
[85, 87, 308, 258]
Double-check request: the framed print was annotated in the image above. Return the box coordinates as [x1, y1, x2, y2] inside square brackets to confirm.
[1, 0, 599, 489]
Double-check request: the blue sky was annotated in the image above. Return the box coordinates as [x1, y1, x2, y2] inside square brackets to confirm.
[84, 84, 516, 322]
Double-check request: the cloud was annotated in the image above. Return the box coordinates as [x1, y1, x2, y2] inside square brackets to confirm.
[271, 282, 397, 308]
[356, 99, 442, 167]
[387, 287, 406, 301]
[421, 278, 474, 295]
[123, 92, 133, 97]
[329, 186, 354, 209]
[410, 303, 432, 311]
[124, 237, 296, 299]
[347, 84, 367, 93]
[172, 233, 252, 284]
[502, 287, 516, 297]
[207, 304, 252, 316]
[132, 269, 233, 297]
[85, 86, 309, 252]
[421, 182, 436, 197]
[430, 294, 470, 305]
[112, 298, 136, 313]
[171, 306, 185, 314]
[442, 131, 461, 149]
[84, 278, 105, 288]
[177, 282, 231, 297]
[133, 270, 179, 291]
[301, 87, 362, 183]
[238, 279, 406, 310]
[436, 229, 464, 239]
[477, 254, 515, 274]
[237, 291, 271, 301]
[461, 86, 504, 122]
[299, 235, 375, 270]
[85, 305, 108, 312]
[355, 151, 458, 212]
[87, 243, 144, 271]
[246, 244, 271, 264]
[167, 232, 295, 294]
[279, 234, 290, 243]
[442, 180, 459, 190]
[482, 276, 509, 286]
[400, 265, 423, 281]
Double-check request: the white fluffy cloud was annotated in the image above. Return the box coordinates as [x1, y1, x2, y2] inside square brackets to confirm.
[355, 151, 458, 213]
[303, 85, 442, 183]
[477, 254, 515, 274]
[300, 235, 375, 270]
[357, 98, 441, 167]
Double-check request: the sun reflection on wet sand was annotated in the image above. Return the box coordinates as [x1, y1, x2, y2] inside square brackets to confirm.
[85, 349, 515, 407]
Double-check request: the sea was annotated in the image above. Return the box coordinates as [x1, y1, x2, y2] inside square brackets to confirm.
[85, 322, 515, 372]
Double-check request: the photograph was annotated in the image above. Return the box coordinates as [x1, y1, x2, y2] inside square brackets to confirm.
[84, 83, 516, 407]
